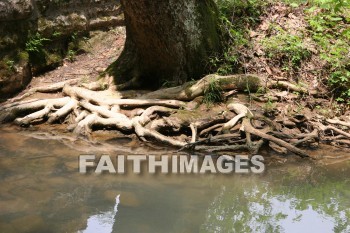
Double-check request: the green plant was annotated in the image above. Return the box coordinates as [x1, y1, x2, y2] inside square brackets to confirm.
[67, 49, 76, 62]
[5, 60, 15, 72]
[203, 78, 224, 105]
[25, 32, 50, 65]
[306, 1, 350, 101]
[52, 31, 61, 38]
[25, 33, 49, 54]
[262, 29, 311, 71]
[210, 0, 267, 74]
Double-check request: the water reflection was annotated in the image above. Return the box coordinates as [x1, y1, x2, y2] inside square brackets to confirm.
[200, 166, 350, 233]
[79, 195, 120, 233]
[0, 128, 349, 233]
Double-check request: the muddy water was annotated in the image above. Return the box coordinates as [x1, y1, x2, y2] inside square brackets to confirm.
[0, 127, 349, 233]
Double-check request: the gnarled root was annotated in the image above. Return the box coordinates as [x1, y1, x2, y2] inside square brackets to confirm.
[1, 74, 345, 159]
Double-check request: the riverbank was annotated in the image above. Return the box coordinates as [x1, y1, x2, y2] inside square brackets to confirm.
[0, 1, 350, 160]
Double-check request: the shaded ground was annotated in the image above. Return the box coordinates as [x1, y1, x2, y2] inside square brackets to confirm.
[20, 27, 126, 95]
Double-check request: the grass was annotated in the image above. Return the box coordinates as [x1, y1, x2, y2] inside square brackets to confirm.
[305, 1, 350, 102]
[213, 0, 350, 104]
[262, 26, 311, 74]
[211, 0, 267, 75]
[203, 78, 224, 105]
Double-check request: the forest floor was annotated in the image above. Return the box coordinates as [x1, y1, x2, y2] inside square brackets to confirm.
[0, 2, 349, 164]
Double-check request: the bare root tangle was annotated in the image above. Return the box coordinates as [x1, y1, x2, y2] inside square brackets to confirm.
[317, 122, 350, 139]
[1, 73, 346, 159]
[326, 119, 350, 128]
[290, 129, 319, 146]
[14, 104, 53, 126]
[199, 123, 223, 136]
[242, 118, 311, 158]
[10, 79, 80, 103]
[132, 116, 186, 147]
[0, 97, 71, 123]
[140, 74, 262, 100]
[63, 85, 186, 108]
[221, 103, 251, 132]
[48, 99, 78, 123]
[138, 106, 174, 126]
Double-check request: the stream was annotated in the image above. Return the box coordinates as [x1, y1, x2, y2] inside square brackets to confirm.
[0, 127, 349, 233]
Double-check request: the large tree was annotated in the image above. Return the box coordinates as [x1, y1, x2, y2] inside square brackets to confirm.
[107, 0, 222, 89]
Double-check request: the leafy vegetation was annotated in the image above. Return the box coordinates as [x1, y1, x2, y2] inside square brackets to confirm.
[262, 27, 311, 74]
[305, 0, 350, 102]
[213, 0, 349, 104]
[203, 78, 224, 105]
[25, 32, 50, 65]
[66, 32, 90, 62]
[211, 0, 267, 75]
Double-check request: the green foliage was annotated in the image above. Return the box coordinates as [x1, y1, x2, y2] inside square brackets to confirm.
[0, 60, 15, 77]
[67, 49, 76, 62]
[203, 78, 224, 105]
[66, 32, 90, 62]
[211, 0, 267, 74]
[262, 28, 311, 71]
[52, 31, 62, 38]
[308, 0, 350, 12]
[18, 51, 29, 63]
[5, 60, 15, 72]
[25, 32, 50, 65]
[306, 0, 350, 102]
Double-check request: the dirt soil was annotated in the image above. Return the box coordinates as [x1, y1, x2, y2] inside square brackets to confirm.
[21, 27, 126, 94]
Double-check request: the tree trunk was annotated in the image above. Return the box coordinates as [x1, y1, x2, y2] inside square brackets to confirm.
[107, 0, 222, 89]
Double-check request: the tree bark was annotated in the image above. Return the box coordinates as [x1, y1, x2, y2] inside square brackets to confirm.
[107, 0, 222, 89]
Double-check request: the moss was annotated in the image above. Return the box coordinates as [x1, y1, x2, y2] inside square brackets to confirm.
[218, 75, 261, 92]
[0, 61, 15, 77]
[235, 75, 261, 92]
[18, 51, 29, 63]
[47, 53, 62, 65]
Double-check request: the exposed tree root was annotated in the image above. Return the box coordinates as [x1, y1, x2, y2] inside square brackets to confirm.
[0, 97, 71, 123]
[326, 118, 350, 128]
[10, 79, 80, 103]
[1, 74, 348, 159]
[140, 74, 262, 100]
[14, 104, 53, 126]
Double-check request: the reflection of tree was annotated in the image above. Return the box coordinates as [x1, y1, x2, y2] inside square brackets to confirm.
[200, 166, 350, 233]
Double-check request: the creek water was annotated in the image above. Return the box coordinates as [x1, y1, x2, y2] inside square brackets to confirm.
[0, 127, 349, 233]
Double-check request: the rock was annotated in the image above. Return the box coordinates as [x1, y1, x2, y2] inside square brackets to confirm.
[0, 63, 31, 98]
[0, 0, 33, 21]
[0, 0, 123, 98]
